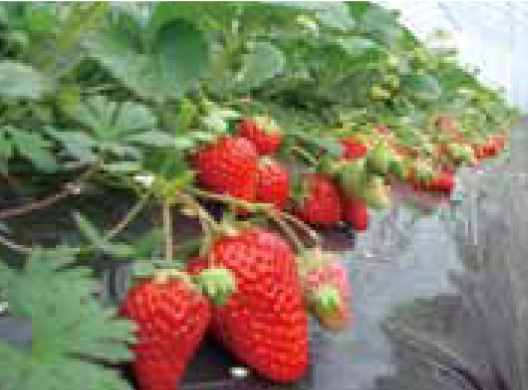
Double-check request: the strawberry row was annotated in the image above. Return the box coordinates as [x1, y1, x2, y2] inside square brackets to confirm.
[119, 113, 508, 390]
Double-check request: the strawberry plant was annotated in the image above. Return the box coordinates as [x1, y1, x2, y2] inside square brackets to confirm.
[0, 2, 516, 389]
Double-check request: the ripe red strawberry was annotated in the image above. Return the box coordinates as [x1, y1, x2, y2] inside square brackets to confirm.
[428, 169, 455, 194]
[120, 274, 211, 390]
[340, 137, 368, 161]
[300, 249, 351, 332]
[238, 116, 282, 156]
[256, 157, 290, 210]
[485, 140, 499, 157]
[187, 228, 308, 383]
[192, 137, 259, 209]
[294, 173, 343, 227]
[342, 197, 369, 232]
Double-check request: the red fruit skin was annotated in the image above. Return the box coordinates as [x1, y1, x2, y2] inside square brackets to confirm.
[294, 174, 343, 227]
[425, 169, 455, 194]
[238, 117, 282, 156]
[256, 158, 290, 210]
[193, 137, 259, 212]
[304, 260, 351, 331]
[436, 170, 455, 194]
[120, 279, 211, 390]
[340, 138, 368, 161]
[342, 197, 369, 232]
[187, 228, 309, 383]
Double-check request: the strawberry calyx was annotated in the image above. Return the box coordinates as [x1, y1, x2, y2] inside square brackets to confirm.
[298, 246, 330, 272]
[311, 285, 342, 316]
[254, 115, 282, 135]
[194, 267, 236, 306]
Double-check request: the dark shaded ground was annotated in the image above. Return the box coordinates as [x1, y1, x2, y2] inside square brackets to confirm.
[0, 123, 524, 390]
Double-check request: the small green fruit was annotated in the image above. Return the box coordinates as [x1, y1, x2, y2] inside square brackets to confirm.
[367, 143, 393, 176]
[364, 176, 391, 209]
[389, 156, 408, 180]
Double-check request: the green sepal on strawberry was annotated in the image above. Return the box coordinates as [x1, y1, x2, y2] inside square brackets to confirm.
[187, 228, 309, 383]
[119, 270, 211, 390]
[238, 116, 283, 156]
[194, 267, 236, 306]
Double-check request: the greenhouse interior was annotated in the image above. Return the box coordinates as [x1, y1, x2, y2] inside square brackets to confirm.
[0, 2, 525, 390]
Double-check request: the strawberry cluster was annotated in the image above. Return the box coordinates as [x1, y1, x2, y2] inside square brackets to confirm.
[119, 113, 508, 390]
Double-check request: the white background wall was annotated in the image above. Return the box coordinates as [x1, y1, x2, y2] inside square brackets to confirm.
[379, 1, 528, 112]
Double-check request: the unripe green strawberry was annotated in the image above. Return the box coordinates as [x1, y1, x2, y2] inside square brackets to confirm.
[339, 159, 367, 199]
[364, 176, 391, 209]
[367, 142, 393, 176]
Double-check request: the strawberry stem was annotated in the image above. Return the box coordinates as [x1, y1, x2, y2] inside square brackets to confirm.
[179, 193, 219, 257]
[266, 209, 306, 253]
[104, 190, 152, 241]
[185, 187, 313, 254]
[280, 212, 321, 248]
[185, 187, 271, 212]
[162, 200, 174, 263]
[292, 145, 318, 166]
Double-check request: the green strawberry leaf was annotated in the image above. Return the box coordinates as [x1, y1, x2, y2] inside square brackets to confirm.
[8, 129, 58, 172]
[73, 213, 133, 258]
[0, 128, 14, 161]
[44, 128, 98, 166]
[152, 19, 210, 98]
[0, 61, 53, 100]
[0, 247, 135, 390]
[68, 96, 157, 141]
